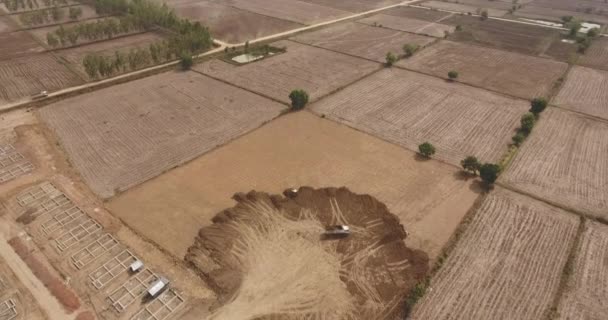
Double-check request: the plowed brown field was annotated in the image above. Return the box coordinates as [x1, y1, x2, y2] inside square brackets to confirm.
[420, 1, 508, 17]
[579, 37, 608, 71]
[399, 40, 568, 99]
[39, 71, 284, 198]
[556, 220, 608, 320]
[501, 108, 608, 220]
[195, 40, 379, 104]
[311, 68, 528, 165]
[411, 187, 579, 320]
[0, 31, 44, 60]
[300, 0, 402, 12]
[291, 22, 434, 62]
[553, 66, 608, 120]
[358, 14, 454, 38]
[219, 0, 349, 24]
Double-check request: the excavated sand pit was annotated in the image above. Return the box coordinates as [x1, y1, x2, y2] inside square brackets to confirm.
[186, 187, 429, 320]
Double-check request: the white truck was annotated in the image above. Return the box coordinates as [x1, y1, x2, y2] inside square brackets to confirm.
[323, 225, 351, 237]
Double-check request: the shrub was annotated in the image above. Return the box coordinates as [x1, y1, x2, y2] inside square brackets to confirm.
[448, 70, 459, 80]
[289, 89, 309, 110]
[418, 142, 436, 158]
[480, 9, 488, 20]
[402, 44, 419, 57]
[530, 97, 548, 115]
[461, 156, 480, 174]
[455, 24, 462, 31]
[520, 112, 535, 133]
[385, 51, 397, 67]
[479, 163, 500, 185]
[180, 52, 193, 70]
[512, 132, 525, 146]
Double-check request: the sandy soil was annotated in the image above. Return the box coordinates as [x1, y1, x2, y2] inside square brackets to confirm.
[195, 40, 380, 104]
[500, 107, 608, 220]
[39, 70, 284, 198]
[187, 187, 429, 320]
[311, 68, 528, 166]
[553, 66, 608, 121]
[291, 21, 435, 62]
[107, 111, 479, 260]
[399, 40, 568, 99]
[411, 187, 579, 320]
[358, 13, 454, 38]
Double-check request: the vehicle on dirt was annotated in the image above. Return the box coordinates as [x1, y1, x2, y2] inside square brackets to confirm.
[32, 90, 48, 99]
[323, 225, 351, 236]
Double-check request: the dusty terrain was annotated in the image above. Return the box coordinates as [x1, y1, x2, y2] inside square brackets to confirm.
[195, 40, 379, 104]
[108, 112, 479, 260]
[514, 0, 608, 24]
[0, 31, 45, 60]
[10, 4, 99, 29]
[556, 220, 608, 320]
[411, 187, 579, 320]
[420, 1, 508, 17]
[311, 68, 528, 165]
[216, 0, 350, 25]
[399, 40, 568, 99]
[291, 22, 434, 62]
[578, 37, 608, 71]
[0, 254, 47, 320]
[553, 66, 608, 120]
[187, 187, 429, 320]
[300, 0, 402, 12]
[501, 107, 608, 220]
[39, 70, 284, 198]
[358, 13, 454, 38]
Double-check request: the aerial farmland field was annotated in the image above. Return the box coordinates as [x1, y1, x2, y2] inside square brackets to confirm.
[501, 107, 608, 220]
[0, 30, 45, 60]
[108, 112, 479, 259]
[410, 187, 579, 320]
[553, 66, 608, 120]
[39, 71, 284, 198]
[556, 220, 608, 320]
[312, 68, 528, 165]
[196, 40, 380, 104]
[399, 40, 568, 99]
[358, 13, 454, 38]
[419, 1, 508, 17]
[578, 37, 608, 71]
[291, 22, 434, 62]
[217, 0, 350, 25]
[10, 3, 99, 28]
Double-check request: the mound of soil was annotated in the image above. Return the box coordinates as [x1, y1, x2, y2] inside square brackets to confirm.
[186, 186, 429, 319]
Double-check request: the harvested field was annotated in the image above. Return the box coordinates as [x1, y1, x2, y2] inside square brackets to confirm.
[0, 53, 82, 104]
[553, 66, 608, 120]
[399, 40, 568, 99]
[291, 22, 434, 62]
[0, 15, 17, 32]
[300, 0, 402, 12]
[384, 6, 453, 21]
[196, 40, 379, 104]
[410, 187, 579, 320]
[169, 0, 302, 43]
[39, 71, 284, 198]
[312, 68, 528, 165]
[514, 5, 608, 24]
[0, 30, 44, 60]
[188, 187, 429, 320]
[108, 112, 479, 259]
[358, 14, 454, 38]
[420, 1, 508, 17]
[219, 0, 349, 25]
[501, 107, 608, 220]
[556, 220, 608, 320]
[578, 37, 608, 71]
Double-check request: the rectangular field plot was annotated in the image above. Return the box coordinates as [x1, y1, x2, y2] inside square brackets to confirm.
[131, 289, 185, 320]
[398, 40, 568, 99]
[299, 0, 402, 12]
[218, 0, 349, 25]
[420, 1, 508, 17]
[71, 234, 120, 269]
[55, 219, 102, 252]
[0, 31, 44, 61]
[196, 40, 379, 104]
[358, 14, 454, 38]
[41, 206, 87, 235]
[501, 108, 608, 220]
[553, 66, 608, 120]
[556, 221, 608, 320]
[16, 182, 62, 207]
[410, 188, 579, 320]
[291, 22, 434, 62]
[39, 71, 284, 198]
[578, 37, 608, 71]
[0, 161, 34, 183]
[22, 194, 73, 223]
[90, 250, 139, 289]
[0, 299, 17, 320]
[311, 68, 528, 165]
[108, 269, 159, 313]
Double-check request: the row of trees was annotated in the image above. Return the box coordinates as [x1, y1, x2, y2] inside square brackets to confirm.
[3, 0, 66, 12]
[47, 16, 141, 48]
[385, 43, 421, 67]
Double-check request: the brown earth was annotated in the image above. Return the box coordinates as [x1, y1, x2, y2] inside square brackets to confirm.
[107, 112, 479, 261]
[311, 68, 528, 166]
[514, 0, 608, 24]
[0, 30, 45, 60]
[195, 40, 380, 104]
[186, 187, 429, 320]
[216, 0, 350, 25]
[553, 66, 608, 120]
[420, 1, 508, 17]
[399, 40, 568, 99]
[411, 187, 579, 320]
[500, 107, 608, 220]
[10, 4, 98, 29]
[579, 37, 608, 71]
[300, 0, 402, 12]
[384, 6, 453, 22]
[291, 21, 435, 62]
[358, 13, 455, 38]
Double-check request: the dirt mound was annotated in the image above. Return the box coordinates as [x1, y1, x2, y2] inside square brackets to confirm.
[186, 186, 429, 320]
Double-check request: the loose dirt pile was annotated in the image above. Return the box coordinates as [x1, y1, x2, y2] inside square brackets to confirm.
[186, 187, 429, 320]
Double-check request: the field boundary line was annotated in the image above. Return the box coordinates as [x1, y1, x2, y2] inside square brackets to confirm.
[546, 104, 608, 124]
[353, 19, 446, 39]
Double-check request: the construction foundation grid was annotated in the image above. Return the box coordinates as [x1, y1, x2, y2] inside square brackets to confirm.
[0, 299, 17, 320]
[131, 289, 185, 320]
[107, 269, 159, 313]
[55, 219, 102, 252]
[89, 250, 139, 289]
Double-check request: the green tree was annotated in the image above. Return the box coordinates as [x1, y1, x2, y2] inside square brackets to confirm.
[455, 25, 462, 31]
[512, 132, 525, 146]
[402, 44, 419, 58]
[289, 89, 309, 110]
[69, 7, 83, 20]
[180, 52, 193, 70]
[385, 51, 397, 67]
[461, 156, 480, 174]
[67, 29, 79, 45]
[83, 54, 99, 78]
[569, 22, 582, 37]
[520, 112, 535, 133]
[418, 142, 436, 158]
[480, 9, 488, 20]
[46, 33, 59, 47]
[479, 163, 500, 185]
[587, 28, 600, 38]
[51, 5, 63, 21]
[448, 70, 459, 81]
[530, 97, 547, 115]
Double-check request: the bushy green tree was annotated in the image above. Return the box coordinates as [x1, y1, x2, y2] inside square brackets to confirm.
[69, 7, 83, 20]
[520, 112, 535, 133]
[289, 89, 309, 110]
[448, 70, 459, 81]
[461, 156, 480, 174]
[46, 33, 59, 47]
[418, 142, 436, 158]
[402, 44, 419, 57]
[385, 51, 397, 67]
[180, 52, 193, 70]
[530, 97, 547, 115]
[512, 132, 525, 146]
[479, 163, 500, 185]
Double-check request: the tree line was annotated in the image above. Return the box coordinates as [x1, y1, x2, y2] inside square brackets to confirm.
[2, 0, 66, 12]
[19, 5, 81, 26]
[47, 15, 142, 48]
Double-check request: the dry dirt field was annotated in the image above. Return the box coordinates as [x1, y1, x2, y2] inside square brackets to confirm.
[420, 1, 508, 17]
[501, 107, 608, 220]
[188, 187, 429, 320]
[0, 53, 82, 104]
[514, 4, 608, 24]
[0, 255, 47, 320]
[0, 30, 45, 60]
[39, 70, 284, 198]
[411, 187, 579, 320]
[196, 40, 380, 104]
[553, 66, 608, 120]
[399, 40, 568, 99]
[291, 22, 434, 62]
[358, 13, 454, 38]
[0, 15, 17, 32]
[218, 0, 350, 25]
[578, 37, 608, 71]
[299, 0, 402, 12]
[556, 220, 608, 320]
[312, 68, 528, 165]
[107, 112, 479, 260]
[385, 6, 453, 21]
[168, 0, 302, 43]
